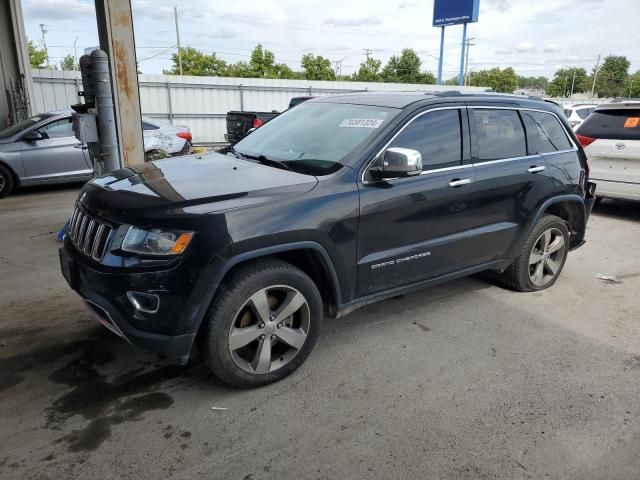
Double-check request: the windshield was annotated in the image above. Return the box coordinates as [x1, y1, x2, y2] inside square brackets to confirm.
[233, 102, 398, 176]
[0, 115, 49, 141]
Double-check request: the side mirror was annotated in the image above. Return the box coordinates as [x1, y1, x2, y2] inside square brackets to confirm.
[22, 130, 44, 142]
[375, 148, 422, 179]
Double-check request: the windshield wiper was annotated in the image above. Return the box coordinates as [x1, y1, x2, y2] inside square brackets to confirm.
[224, 145, 245, 160]
[241, 153, 294, 172]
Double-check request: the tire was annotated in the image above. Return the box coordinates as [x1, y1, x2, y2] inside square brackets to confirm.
[594, 196, 604, 207]
[501, 215, 570, 292]
[0, 164, 15, 198]
[198, 259, 323, 388]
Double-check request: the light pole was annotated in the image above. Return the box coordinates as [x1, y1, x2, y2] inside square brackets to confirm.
[73, 37, 79, 69]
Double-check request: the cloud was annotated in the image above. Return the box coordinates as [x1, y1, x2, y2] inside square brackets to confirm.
[133, 2, 175, 20]
[543, 43, 560, 53]
[323, 16, 382, 27]
[515, 42, 536, 53]
[494, 49, 513, 55]
[397, 2, 417, 8]
[208, 29, 237, 39]
[25, 0, 94, 19]
[483, 0, 516, 12]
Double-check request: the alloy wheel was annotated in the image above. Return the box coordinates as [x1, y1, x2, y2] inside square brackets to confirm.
[528, 227, 565, 287]
[228, 285, 310, 374]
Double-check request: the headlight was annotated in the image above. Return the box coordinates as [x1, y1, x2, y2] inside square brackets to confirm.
[121, 227, 194, 256]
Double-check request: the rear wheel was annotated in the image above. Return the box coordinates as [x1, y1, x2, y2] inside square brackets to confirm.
[501, 215, 570, 292]
[198, 259, 323, 388]
[0, 164, 15, 198]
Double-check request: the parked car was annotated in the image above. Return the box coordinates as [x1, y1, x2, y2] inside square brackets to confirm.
[563, 104, 598, 130]
[575, 101, 640, 202]
[0, 110, 192, 197]
[60, 92, 595, 388]
[225, 111, 279, 144]
[224, 97, 314, 145]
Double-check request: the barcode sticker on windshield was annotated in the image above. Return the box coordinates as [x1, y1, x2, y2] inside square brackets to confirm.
[339, 119, 383, 128]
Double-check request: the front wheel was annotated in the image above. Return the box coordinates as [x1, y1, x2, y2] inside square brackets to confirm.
[0, 164, 15, 198]
[198, 259, 323, 388]
[501, 215, 570, 292]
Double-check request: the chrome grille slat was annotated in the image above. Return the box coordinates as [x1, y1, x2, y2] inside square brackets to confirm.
[68, 205, 114, 261]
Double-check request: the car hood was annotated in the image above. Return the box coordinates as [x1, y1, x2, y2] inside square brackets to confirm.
[81, 151, 318, 222]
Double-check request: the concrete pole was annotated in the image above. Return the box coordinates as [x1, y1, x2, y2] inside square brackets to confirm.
[591, 54, 601, 98]
[437, 26, 444, 85]
[91, 49, 119, 174]
[174, 6, 182, 75]
[458, 23, 467, 87]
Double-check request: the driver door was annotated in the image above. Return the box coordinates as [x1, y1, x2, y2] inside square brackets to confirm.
[356, 107, 475, 296]
[21, 116, 92, 183]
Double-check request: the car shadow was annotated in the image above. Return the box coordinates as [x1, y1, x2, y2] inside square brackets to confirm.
[12, 182, 84, 197]
[591, 198, 640, 222]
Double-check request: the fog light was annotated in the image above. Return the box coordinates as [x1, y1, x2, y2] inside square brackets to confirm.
[126, 291, 160, 314]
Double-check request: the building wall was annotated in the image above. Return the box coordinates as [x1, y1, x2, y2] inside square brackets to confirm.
[31, 70, 490, 144]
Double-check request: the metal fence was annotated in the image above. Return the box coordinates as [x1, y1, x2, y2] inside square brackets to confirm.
[31, 70, 489, 145]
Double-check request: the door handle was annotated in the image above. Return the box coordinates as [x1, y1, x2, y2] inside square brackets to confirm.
[74, 144, 88, 150]
[527, 166, 545, 173]
[448, 178, 472, 188]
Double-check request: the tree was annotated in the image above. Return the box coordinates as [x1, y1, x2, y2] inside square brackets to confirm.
[626, 70, 640, 98]
[164, 47, 228, 76]
[381, 49, 435, 84]
[27, 40, 47, 69]
[547, 67, 588, 97]
[591, 55, 630, 98]
[352, 57, 382, 82]
[517, 75, 548, 91]
[301, 54, 335, 80]
[469, 67, 518, 93]
[60, 54, 77, 71]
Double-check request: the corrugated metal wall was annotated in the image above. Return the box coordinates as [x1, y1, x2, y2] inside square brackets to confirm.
[32, 70, 492, 144]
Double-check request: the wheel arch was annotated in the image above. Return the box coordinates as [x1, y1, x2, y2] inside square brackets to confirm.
[532, 195, 587, 250]
[0, 160, 20, 190]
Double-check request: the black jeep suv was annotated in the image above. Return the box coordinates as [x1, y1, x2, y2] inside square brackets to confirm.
[60, 92, 596, 387]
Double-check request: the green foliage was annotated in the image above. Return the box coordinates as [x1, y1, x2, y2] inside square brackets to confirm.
[469, 67, 518, 93]
[352, 57, 382, 82]
[516, 75, 548, 90]
[27, 40, 47, 69]
[626, 70, 640, 98]
[380, 49, 435, 84]
[444, 76, 459, 86]
[547, 68, 588, 97]
[592, 55, 630, 98]
[164, 47, 228, 76]
[301, 54, 336, 80]
[60, 54, 77, 71]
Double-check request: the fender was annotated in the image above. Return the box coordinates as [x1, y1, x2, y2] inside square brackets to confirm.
[521, 194, 587, 253]
[184, 241, 343, 340]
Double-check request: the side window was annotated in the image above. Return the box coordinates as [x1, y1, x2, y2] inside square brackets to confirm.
[142, 121, 159, 130]
[473, 109, 526, 161]
[38, 117, 74, 139]
[521, 110, 572, 154]
[389, 109, 462, 170]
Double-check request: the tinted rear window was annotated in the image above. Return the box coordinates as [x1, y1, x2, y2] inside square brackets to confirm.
[577, 109, 640, 140]
[521, 111, 572, 154]
[473, 109, 526, 161]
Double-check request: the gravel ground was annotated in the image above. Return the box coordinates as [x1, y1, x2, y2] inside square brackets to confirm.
[1, 185, 639, 480]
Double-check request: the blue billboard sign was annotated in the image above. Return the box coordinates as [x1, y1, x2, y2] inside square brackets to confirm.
[433, 0, 480, 27]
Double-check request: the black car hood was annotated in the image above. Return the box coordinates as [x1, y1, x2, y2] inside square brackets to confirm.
[82, 152, 318, 221]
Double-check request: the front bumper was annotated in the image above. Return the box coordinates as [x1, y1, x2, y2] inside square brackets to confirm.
[59, 241, 198, 364]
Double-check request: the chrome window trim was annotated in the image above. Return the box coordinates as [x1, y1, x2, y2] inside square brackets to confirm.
[362, 105, 578, 185]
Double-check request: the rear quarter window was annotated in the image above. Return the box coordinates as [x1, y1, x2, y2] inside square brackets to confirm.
[577, 109, 640, 140]
[521, 110, 572, 154]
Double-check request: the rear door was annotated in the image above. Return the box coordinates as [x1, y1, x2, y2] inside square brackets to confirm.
[578, 107, 640, 195]
[356, 106, 475, 296]
[464, 107, 550, 266]
[21, 116, 92, 183]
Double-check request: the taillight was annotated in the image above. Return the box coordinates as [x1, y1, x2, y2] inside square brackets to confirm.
[576, 134, 595, 148]
[252, 118, 265, 129]
[176, 132, 192, 142]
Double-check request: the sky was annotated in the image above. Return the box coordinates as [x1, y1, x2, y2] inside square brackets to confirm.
[20, 0, 640, 80]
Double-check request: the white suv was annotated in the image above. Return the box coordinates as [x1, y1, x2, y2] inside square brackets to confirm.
[564, 104, 598, 130]
[576, 101, 640, 202]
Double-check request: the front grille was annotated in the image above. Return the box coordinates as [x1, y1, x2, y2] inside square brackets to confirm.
[68, 205, 113, 261]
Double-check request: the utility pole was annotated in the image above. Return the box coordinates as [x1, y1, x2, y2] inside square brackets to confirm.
[630, 79, 635, 98]
[363, 48, 373, 61]
[463, 36, 475, 86]
[570, 69, 576, 97]
[73, 36, 79, 69]
[591, 54, 601, 98]
[174, 6, 182, 75]
[39, 23, 49, 67]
